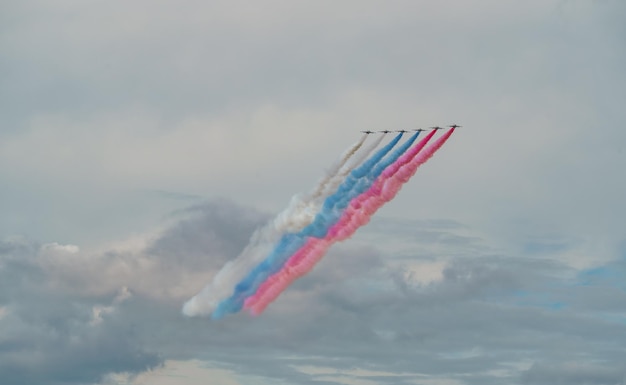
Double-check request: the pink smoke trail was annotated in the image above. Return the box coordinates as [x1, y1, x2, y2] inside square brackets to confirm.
[245, 128, 454, 315]
[328, 128, 453, 242]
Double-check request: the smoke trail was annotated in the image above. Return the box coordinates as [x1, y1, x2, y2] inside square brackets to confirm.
[182, 134, 375, 317]
[275, 133, 387, 236]
[246, 129, 454, 315]
[311, 134, 386, 201]
[212, 133, 406, 319]
[309, 133, 369, 199]
[331, 128, 454, 241]
[301, 132, 419, 239]
[243, 131, 436, 313]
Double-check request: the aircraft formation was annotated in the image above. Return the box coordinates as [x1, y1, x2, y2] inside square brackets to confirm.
[184, 124, 457, 319]
[362, 124, 461, 134]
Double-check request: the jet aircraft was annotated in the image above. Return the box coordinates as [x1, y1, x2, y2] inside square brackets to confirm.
[396, 130, 408, 133]
[449, 124, 462, 128]
[361, 130, 375, 134]
[379, 130, 392, 134]
[430, 126, 445, 130]
[413, 128, 426, 133]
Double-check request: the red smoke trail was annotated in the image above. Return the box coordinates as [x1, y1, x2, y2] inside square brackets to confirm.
[245, 128, 454, 315]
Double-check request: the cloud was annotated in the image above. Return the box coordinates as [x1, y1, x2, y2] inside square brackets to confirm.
[40, 242, 80, 255]
[0, 201, 270, 384]
[0, 242, 161, 385]
[1, 200, 626, 384]
[522, 362, 625, 385]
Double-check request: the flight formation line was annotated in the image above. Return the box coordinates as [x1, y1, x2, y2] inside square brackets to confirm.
[182, 127, 456, 319]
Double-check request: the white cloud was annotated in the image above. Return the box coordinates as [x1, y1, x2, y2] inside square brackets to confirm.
[315, 376, 379, 385]
[408, 379, 464, 385]
[90, 287, 133, 325]
[404, 261, 448, 285]
[40, 242, 79, 255]
[103, 360, 242, 385]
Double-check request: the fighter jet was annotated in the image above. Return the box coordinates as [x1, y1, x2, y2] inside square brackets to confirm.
[413, 128, 426, 133]
[449, 124, 462, 129]
[361, 130, 375, 134]
[379, 130, 392, 134]
[396, 129, 408, 133]
[430, 126, 445, 130]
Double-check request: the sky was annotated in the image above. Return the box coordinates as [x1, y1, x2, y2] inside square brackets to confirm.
[1, 0, 626, 384]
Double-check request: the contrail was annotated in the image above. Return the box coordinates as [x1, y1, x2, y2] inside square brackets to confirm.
[182, 134, 377, 317]
[245, 129, 454, 315]
[212, 133, 406, 319]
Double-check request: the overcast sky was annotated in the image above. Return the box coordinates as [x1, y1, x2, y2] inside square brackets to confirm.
[1, 1, 626, 384]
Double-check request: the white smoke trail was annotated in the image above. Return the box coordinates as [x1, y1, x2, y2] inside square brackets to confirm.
[272, 133, 385, 235]
[183, 133, 378, 317]
[309, 133, 386, 210]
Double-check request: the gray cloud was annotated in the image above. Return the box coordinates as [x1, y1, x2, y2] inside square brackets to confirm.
[522, 362, 625, 385]
[2, 200, 626, 385]
[146, 199, 269, 269]
[0, 240, 161, 385]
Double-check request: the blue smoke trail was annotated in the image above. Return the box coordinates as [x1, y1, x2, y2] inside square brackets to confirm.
[303, 131, 421, 238]
[213, 132, 420, 319]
